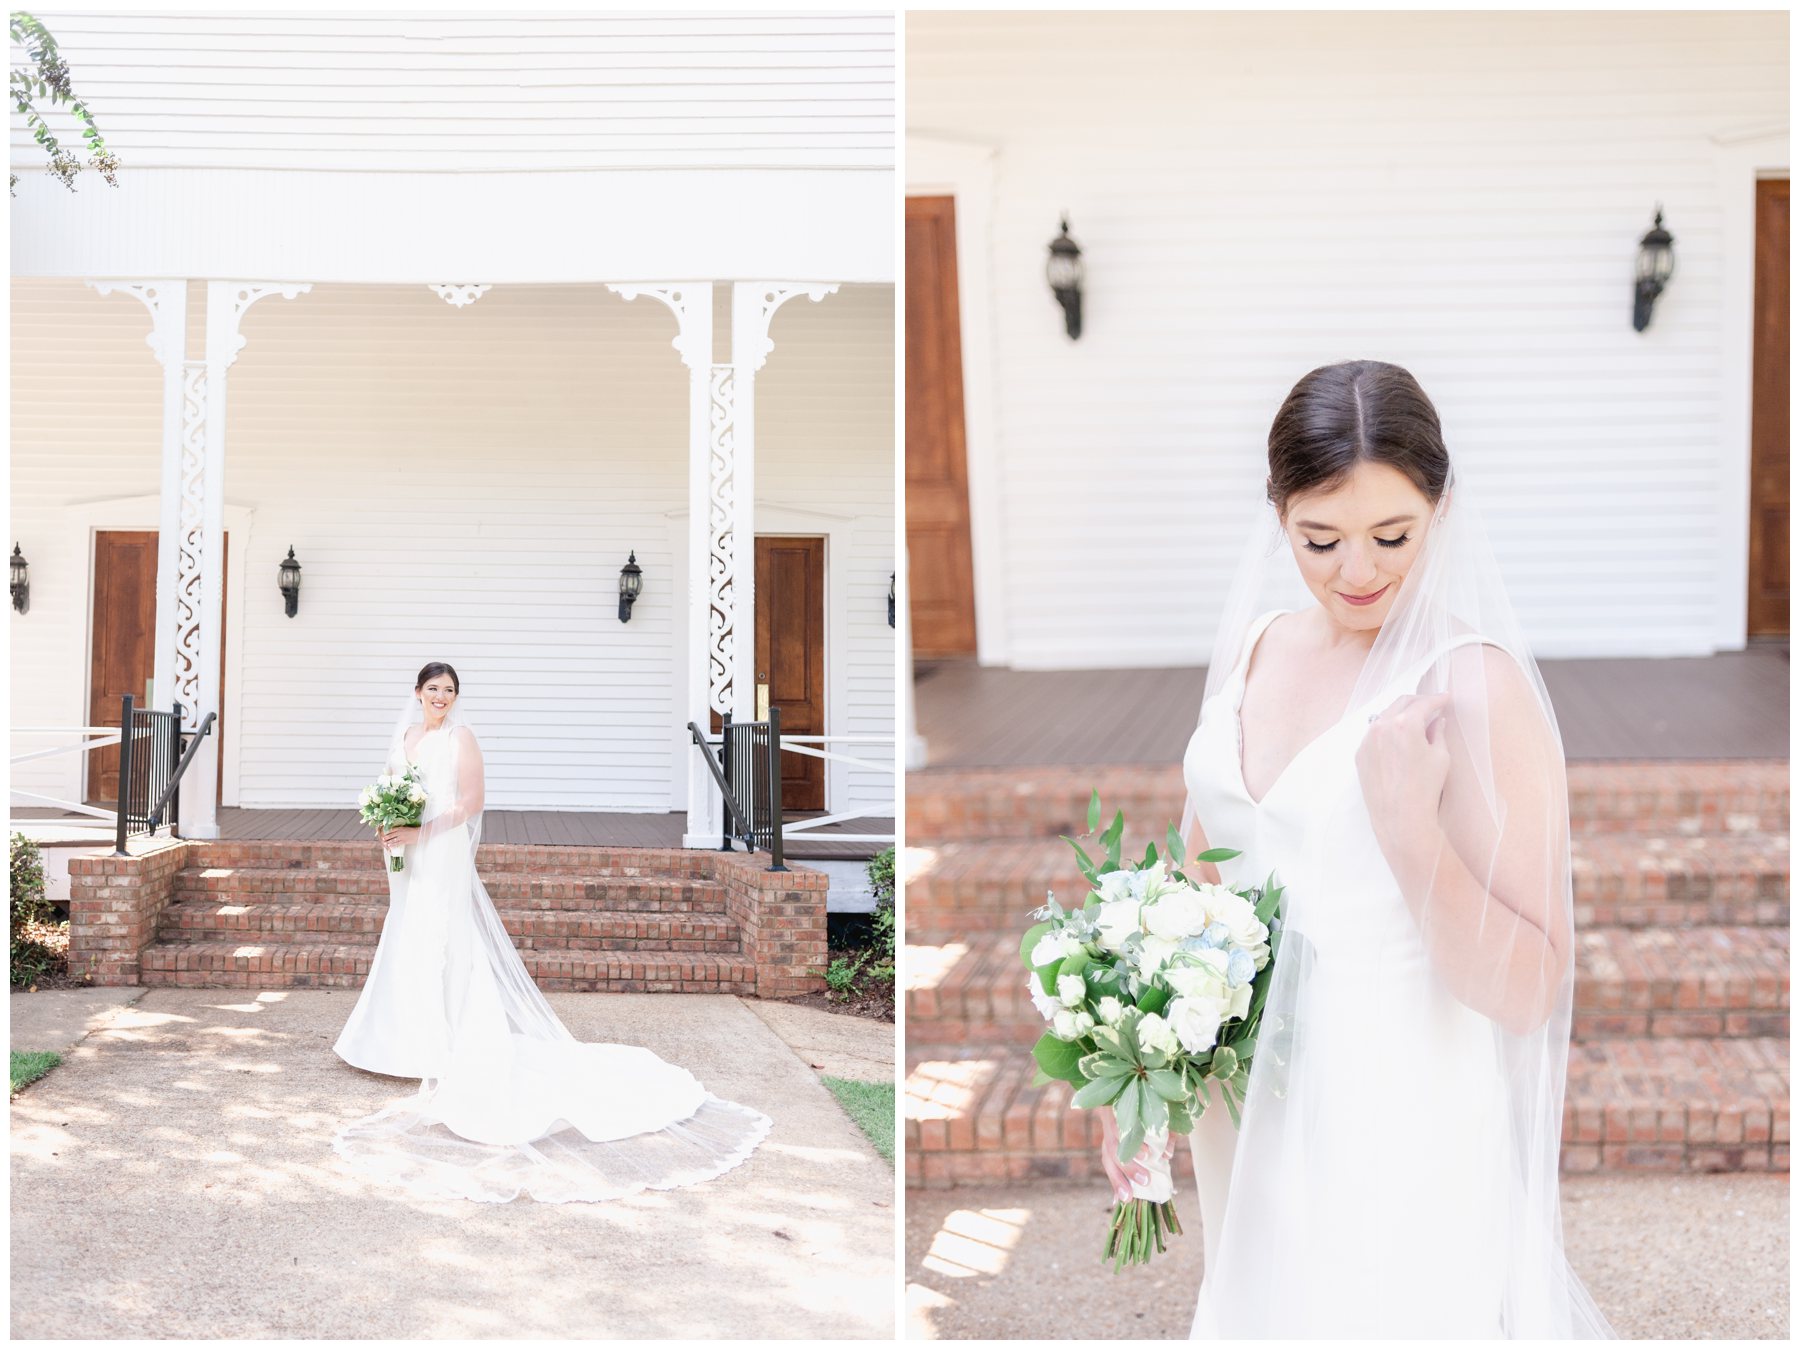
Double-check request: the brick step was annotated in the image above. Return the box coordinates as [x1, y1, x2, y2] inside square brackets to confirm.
[139, 939, 757, 993]
[906, 761, 1788, 843]
[904, 1036, 1788, 1185]
[155, 901, 743, 953]
[187, 840, 717, 879]
[903, 833, 1790, 932]
[172, 866, 730, 913]
[905, 927, 1788, 1045]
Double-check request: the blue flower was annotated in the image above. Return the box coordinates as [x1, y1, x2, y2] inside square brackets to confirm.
[1197, 922, 1230, 950]
[1227, 948, 1255, 988]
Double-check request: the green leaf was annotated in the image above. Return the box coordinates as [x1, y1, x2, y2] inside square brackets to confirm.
[1086, 788, 1101, 833]
[1071, 1073, 1129, 1110]
[1166, 1096, 1194, 1134]
[1140, 1083, 1170, 1136]
[1165, 825, 1185, 869]
[1146, 1068, 1187, 1102]
[1195, 846, 1242, 863]
[1061, 948, 1091, 981]
[1210, 1045, 1239, 1080]
[1030, 1066, 1055, 1088]
[1037, 958, 1063, 997]
[1032, 1031, 1087, 1086]
[1090, 1025, 1128, 1060]
[1060, 836, 1100, 888]
[1101, 809, 1126, 865]
[1136, 984, 1170, 1017]
[1114, 1079, 1146, 1163]
[1077, 1050, 1131, 1081]
[1139, 840, 1159, 870]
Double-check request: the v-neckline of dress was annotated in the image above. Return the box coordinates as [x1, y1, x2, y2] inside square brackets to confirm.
[405, 724, 447, 768]
[1231, 610, 1367, 809]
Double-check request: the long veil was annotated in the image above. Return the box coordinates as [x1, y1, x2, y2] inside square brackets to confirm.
[1182, 466, 1613, 1337]
[331, 692, 771, 1204]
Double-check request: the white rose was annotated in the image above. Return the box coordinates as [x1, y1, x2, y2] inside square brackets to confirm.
[1095, 870, 1137, 904]
[1137, 1011, 1181, 1058]
[1093, 898, 1142, 953]
[1203, 886, 1270, 951]
[1137, 935, 1178, 979]
[1227, 980, 1253, 1022]
[1143, 890, 1210, 941]
[1029, 930, 1082, 969]
[1165, 950, 1230, 1001]
[1096, 996, 1125, 1026]
[1168, 994, 1228, 1055]
[1056, 973, 1086, 1008]
[1026, 975, 1061, 1022]
[1133, 861, 1174, 900]
[408, 786, 425, 803]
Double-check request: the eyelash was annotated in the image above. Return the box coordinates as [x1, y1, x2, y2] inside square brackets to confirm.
[1302, 535, 1411, 554]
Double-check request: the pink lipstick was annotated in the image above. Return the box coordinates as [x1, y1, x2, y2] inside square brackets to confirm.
[1338, 584, 1390, 607]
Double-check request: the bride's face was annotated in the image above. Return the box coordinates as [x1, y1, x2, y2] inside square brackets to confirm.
[1281, 460, 1436, 633]
[416, 674, 459, 721]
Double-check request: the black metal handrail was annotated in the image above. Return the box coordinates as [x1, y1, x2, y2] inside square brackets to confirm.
[686, 707, 786, 872]
[114, 695, 215, 856]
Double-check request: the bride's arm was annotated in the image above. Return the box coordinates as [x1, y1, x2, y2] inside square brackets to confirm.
[416, 727, 485, 845]
[1362, 646, 1573, 1036]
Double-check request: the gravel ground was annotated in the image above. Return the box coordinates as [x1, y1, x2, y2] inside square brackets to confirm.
[12, 989, 895, 1339]
[906, 1174, 1788, 1340]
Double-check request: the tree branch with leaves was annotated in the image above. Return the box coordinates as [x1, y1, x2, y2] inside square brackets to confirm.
[11, 11, 118, 194]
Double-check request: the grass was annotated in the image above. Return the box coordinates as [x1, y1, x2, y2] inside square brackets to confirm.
[822, 1075, 894, 1163]
[10, 1050, 62, 1095]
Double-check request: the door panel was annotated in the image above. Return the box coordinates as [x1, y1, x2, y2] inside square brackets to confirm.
[86, 531, 228, 806]
[754, 535, 826, 812]
[1748, 177, 1789, 636]
[906, 194, 980, 658]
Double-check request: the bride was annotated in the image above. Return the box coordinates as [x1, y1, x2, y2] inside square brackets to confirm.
[331, 661, 771, 1203]
[1100, 361, 1613, 1337]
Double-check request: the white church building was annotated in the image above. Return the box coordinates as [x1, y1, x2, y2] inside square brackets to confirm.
[11, 11, 897, 847]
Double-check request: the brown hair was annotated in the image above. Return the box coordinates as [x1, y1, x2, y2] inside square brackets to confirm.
[1266, 360, 1450, 514]
[414, 661, 460, 694]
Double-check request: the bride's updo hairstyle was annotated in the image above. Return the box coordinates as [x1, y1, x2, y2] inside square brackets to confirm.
[415, 661, 460, 694]
[1266, 359, 1451, 515]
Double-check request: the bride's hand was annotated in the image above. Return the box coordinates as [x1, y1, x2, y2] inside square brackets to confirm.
[377, 825, 420, 849]
[1099, 1106, 1175, 1203]
[1356, 691, 1453, 851]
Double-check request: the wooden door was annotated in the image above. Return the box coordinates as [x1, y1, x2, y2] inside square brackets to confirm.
[86, 531, 228, 805]
[755, 535, 826, 812]
[906, 194, 980, 658]
[1748, 177, 1789, 636]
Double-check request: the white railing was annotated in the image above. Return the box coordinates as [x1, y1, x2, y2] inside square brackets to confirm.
[10, 726, 122, 821]
[779, 735, 895, 844]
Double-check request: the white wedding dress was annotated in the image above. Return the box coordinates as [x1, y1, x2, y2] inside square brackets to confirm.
[332, 719, 771, 1203]
[1182, 608, 1516, 1335]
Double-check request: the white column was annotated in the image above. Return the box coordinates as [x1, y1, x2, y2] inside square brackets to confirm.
[86, 281, 188, 718]
[728, 282, 840, 724]
[608, 284, 719, 846]
[903, 547, 929, 771]
[172, 281, 310, 838]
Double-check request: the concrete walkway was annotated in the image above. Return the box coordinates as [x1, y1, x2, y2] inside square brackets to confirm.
[906, 1177, 1788, 1340]
[11, 989, 895, 1339]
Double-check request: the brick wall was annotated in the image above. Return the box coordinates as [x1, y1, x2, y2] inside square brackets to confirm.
[716, 854, 830, 998]
[67, 839, 192, 985]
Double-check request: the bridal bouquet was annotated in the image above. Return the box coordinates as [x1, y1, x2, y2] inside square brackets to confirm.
[358, 768, 426, 872]
[1020, 792, 1284, 1271]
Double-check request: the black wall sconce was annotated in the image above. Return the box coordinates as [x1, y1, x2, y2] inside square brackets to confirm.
[618, 550, 643, 622]
[278, 546, 302, 617]
[1633, 206, 1676, 333]
[888, 572, 896, 628]
[10, 543, 28, 614]
[1047, 215, 1085, 340]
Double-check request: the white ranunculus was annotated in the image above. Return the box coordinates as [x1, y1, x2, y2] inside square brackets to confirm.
[1093, 898, 1142, 953]
[1029, 929, 1082, 969]
[1057, 972, 1087, 1008]
[1137, 1011, 1181, 1058]
[1096, 869, 1138, 905]
[1026, 975, 1061, 1022]
[1096, 996, 1125, 1026]
[1168, 994, 1229, 1055]
[1142, 889, 1210, 941]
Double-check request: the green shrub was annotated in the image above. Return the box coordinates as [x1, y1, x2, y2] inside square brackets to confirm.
[11, 834, 66, 989]
[824, 952, 869, 997]
[866, 847, 895, 906]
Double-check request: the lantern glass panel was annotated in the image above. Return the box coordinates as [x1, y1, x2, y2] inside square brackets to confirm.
[1047, 252, 1082, 291]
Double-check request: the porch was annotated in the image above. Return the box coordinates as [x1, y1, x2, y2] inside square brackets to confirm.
[912, 642, 1791, 768]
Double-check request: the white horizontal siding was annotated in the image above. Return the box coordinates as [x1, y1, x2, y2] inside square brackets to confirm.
[11, 277, 895, 815]
[908, 9, 1787, 664]
[10, 11, 894, 171]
